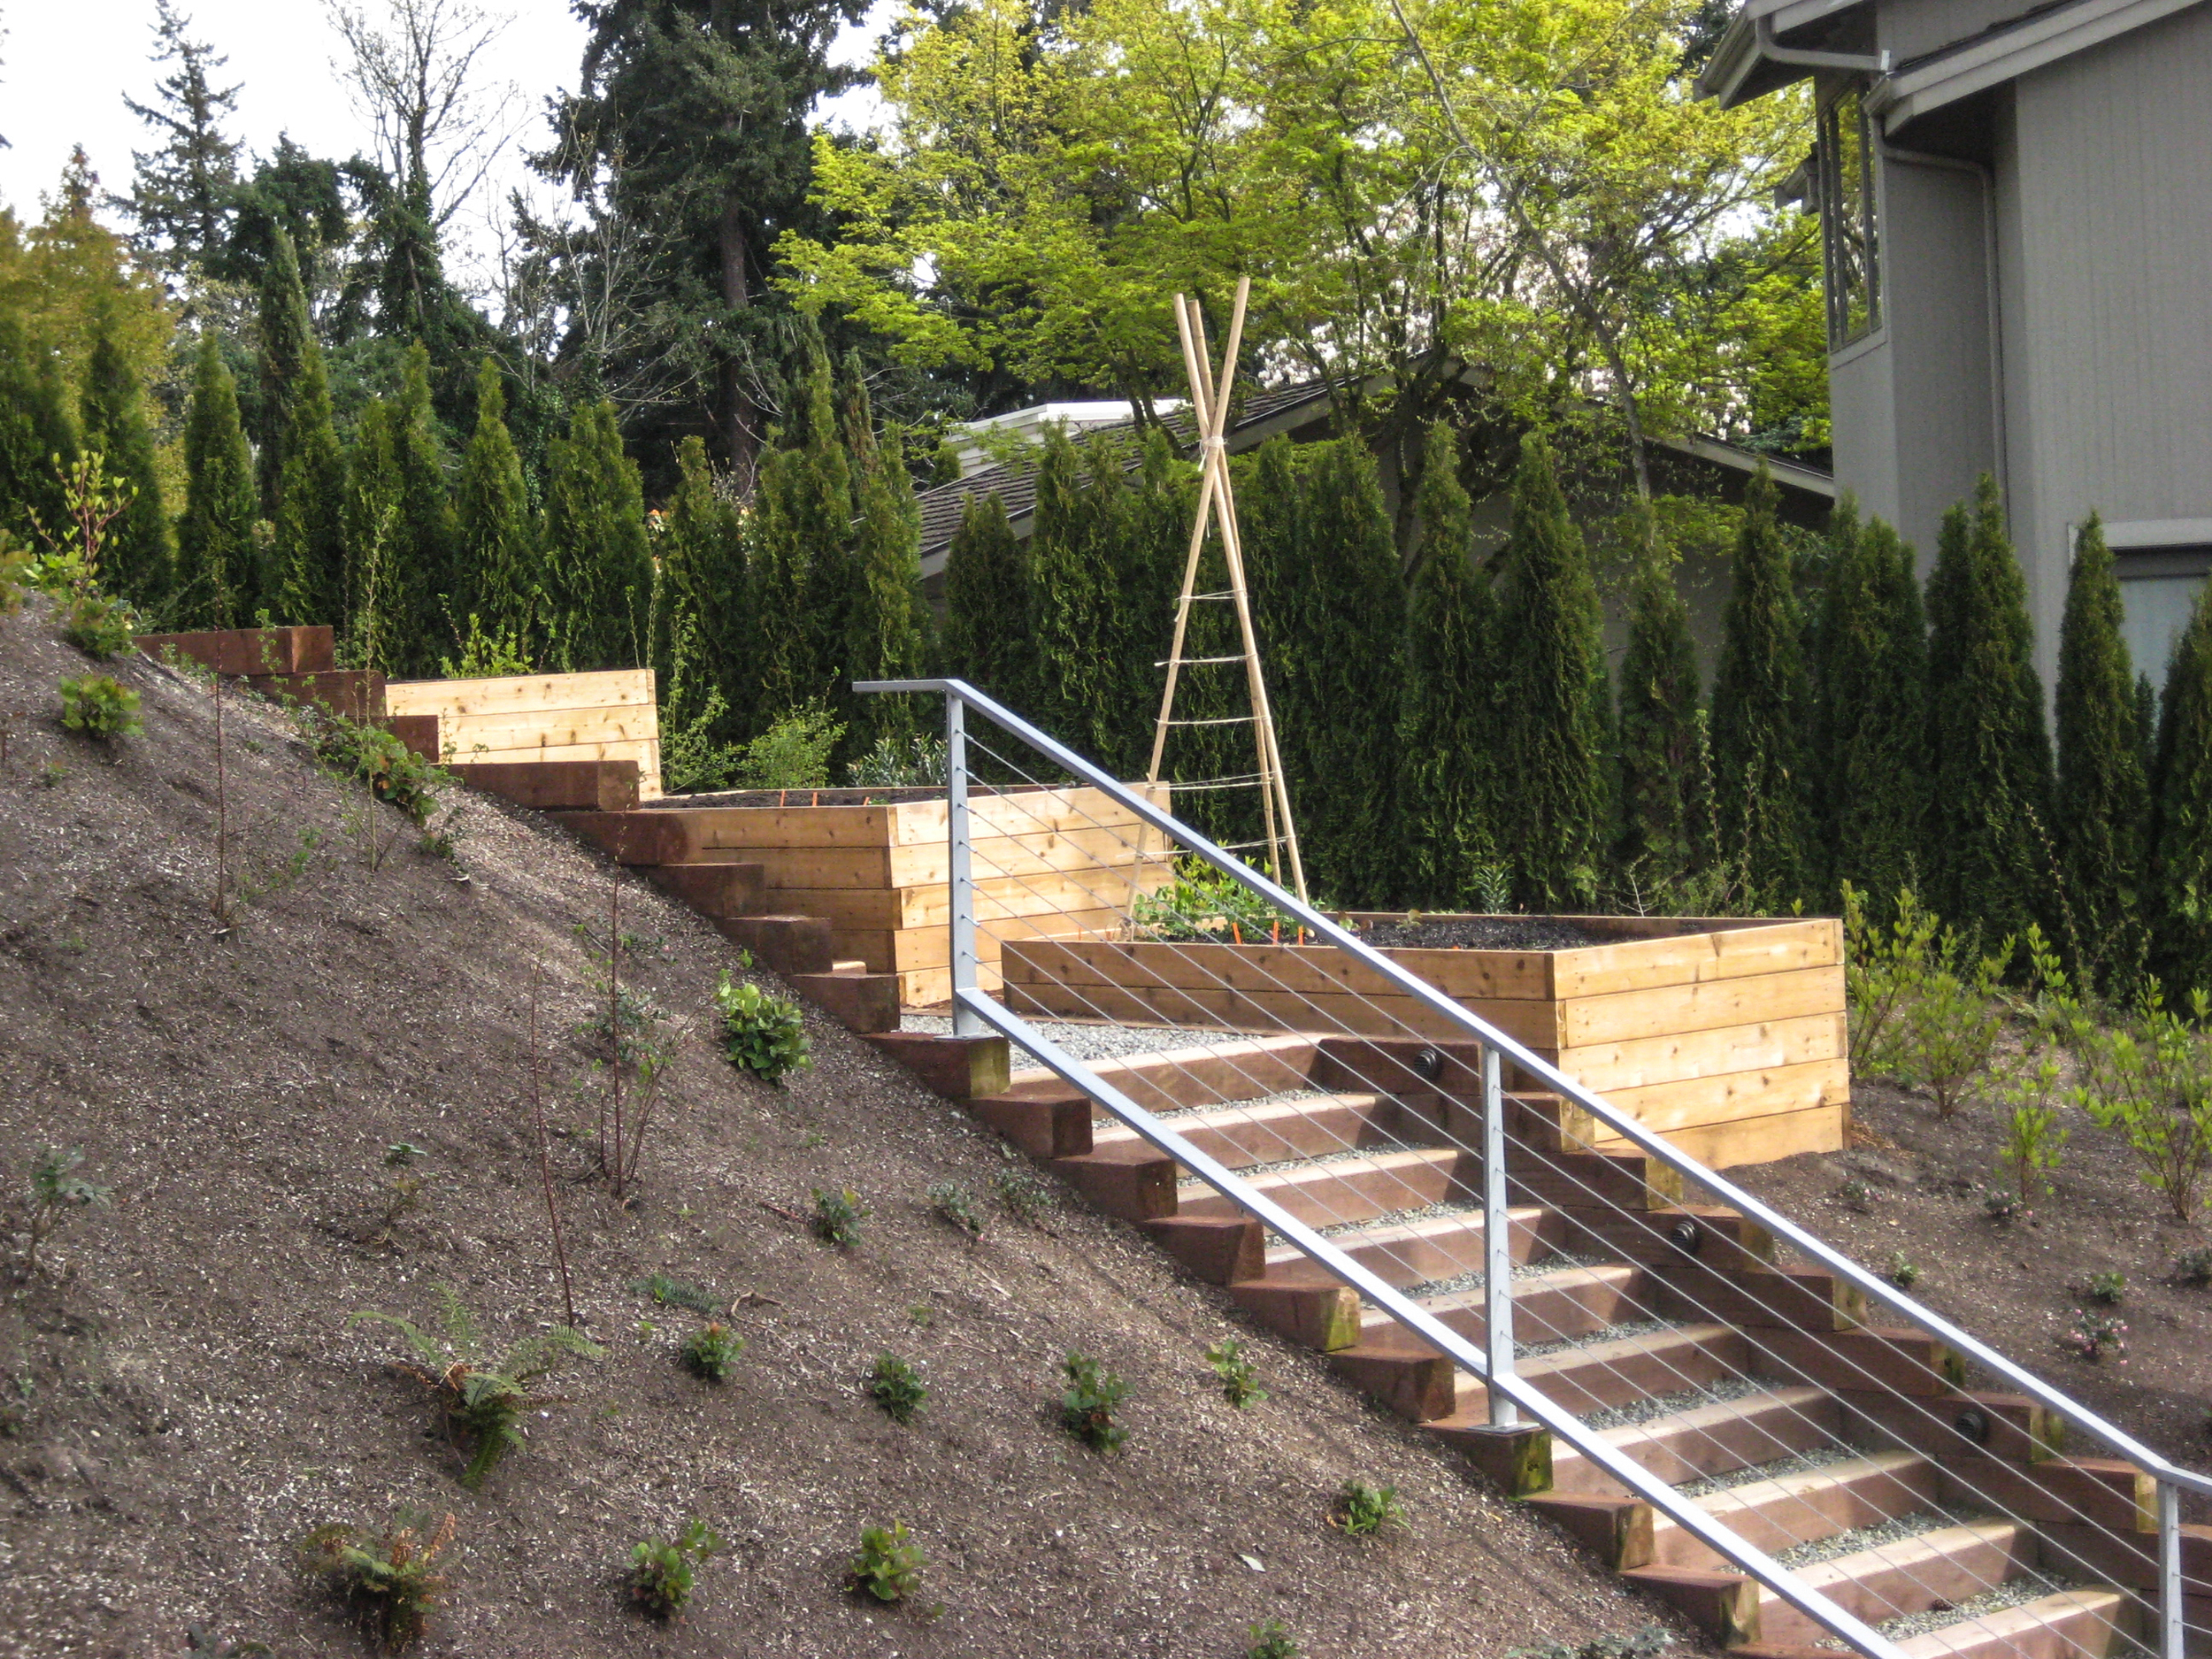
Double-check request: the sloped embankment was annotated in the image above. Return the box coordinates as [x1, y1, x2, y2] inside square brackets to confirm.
[0, 597, 1663, 1658]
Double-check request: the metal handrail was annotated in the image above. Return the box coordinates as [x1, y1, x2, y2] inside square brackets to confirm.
[856, 676, 2212, 1507]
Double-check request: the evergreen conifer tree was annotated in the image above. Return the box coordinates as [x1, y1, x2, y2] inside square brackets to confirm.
[78, 312, 172, 610]
[751, 345, 851, 718]
[2055, 513, 2151, 987]
[2153, 590, 2212, 994]
[844, 414, 928, 762]
[1287, 438, 1405, 903]
[452, 357, 534, 649]
[383, 342, 457, 674]
[1614, 505, 1702, 895]
[941, 490, 1034, 715]
[122, 0, 243, 285]
[261, 228, 347, 629]
[256, 226, 312, 509]
[1401, 420, 1500, 907]
[342, 398, 404, 672]
[0, 312, 78, 543]
[542, 399, 652, 672]
[1027, 426, 1119, 757]
[1709, 466, 1811, 908]
[1112, 429, 1187, 779]
[1809, 505, 1929, 911]
[176, 331, 256, 629]
[1495, 435, 1610, 910]
[662, 435, 750, 737]
[1924, 475, 2056, 947]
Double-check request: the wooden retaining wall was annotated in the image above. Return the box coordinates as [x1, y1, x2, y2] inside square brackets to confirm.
[386, 670, 662, 799]
[1000, 916, 1847, 1170]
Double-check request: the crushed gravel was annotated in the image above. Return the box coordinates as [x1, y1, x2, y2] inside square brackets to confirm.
[902, 1011, 1270, 1070]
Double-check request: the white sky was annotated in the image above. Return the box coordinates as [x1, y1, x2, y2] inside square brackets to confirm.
[0, 0, 884, 281]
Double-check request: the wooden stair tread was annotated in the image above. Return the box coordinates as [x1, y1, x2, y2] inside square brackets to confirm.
[1261, 1204, 1555, 1286]
[1091, 1092, 1401, 1166]
[1176, 1145, 1472, 1225]
[1763, 1520, 2038, 1638]
[1652, 1451, 1939, 1566]
[1893, 1588, 2139, 1659]
[1420, 1322, 1749, 1420]
[1548, 1386, 1843, 1494]
[1356, 1262, 1651, 1348]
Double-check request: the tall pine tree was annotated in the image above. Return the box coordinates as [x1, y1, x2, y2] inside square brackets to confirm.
[175, 331, 256, 629]
[1614, 505, 1703, 894]
[452, 357, 535, 648]
[262, 227, 348, 628]
[2153, 588, 2212, 995]
[542, 399, 653, 672]
[2055, 513, 2150, 987]
[122, 0, 243, 287]
[1709, 466, 1811, 908]
[1924, 475, 2056, 947]
[1810, 504, 1929, 911]
[1495, 435, 1610, 910]
[78, 311, 172, 610]
[1401, 420, 1500, 907]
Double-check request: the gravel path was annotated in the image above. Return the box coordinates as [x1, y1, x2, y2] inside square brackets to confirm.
[901, 1012, 1271, 1069]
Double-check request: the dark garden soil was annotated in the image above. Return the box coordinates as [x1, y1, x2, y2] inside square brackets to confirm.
[1345, 917, 1615, 953]
[0, 596, 1671, 1658]
[1731, 1073, 2212, 1499]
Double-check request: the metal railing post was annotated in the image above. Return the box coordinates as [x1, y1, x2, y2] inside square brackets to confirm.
[946, 694, 982, 1038]
[1482, 1043, 1517, 1427]
[2160, 1478, 2185, 1659]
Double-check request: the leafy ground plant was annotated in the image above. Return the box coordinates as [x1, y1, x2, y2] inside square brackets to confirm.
[58, 672, 141, 741]
[2069, 992, 2212, 1221]
[2065, 1309, 2128, 1363]
[302, 1509, 456, 1652]
[1060, 1351, 1126, 1452]
[1996, 1050, 2070, 1206]
[734, 704, 843, 789]
[1331, 1478, 1405, 1538]
[1247, 1619, 1300, 1659]
[1205, 1338, 1266, 1408]
[61, 591, 139, 658]
[1128, 857, 1295, 943]
[869, 1354, 927, 1425]
[12, 1147, 109, 1279]
[632, 1272, 719, 1316]
[1894, 937, 2012, 1118]
[927, 1180, 983, 1236]
[2085, 1271, 2126, 1305]
[715, 971, 812, 1083]
[1979, 1184, 2031, 1225]
[848, 733, 949, 788]
[2174, 1247, 2212, 1286]
[680, 1323, 746, 1382]
[1888, 1254, 1922, 1288]
[848, 1521, 923, 1602]
[310, 712, 449, 826]
[993, 1168, 1056, 1224]
[628, 1518, 723, 1620]
[810, 1187, 869, 1247]
[350, 1285, 603, 1487]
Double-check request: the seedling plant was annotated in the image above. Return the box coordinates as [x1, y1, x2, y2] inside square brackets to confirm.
[993, 1168, 1056, 1224]
[1247, 1619, 1300, 1659]
[811, 1187, 869, 1247]
[927, 1180, 983, 1236]
[2085, 1271, 2126, 1305]
[714, 970, 811, 1082]
[628, 1518, 723, 1620]
[2174, 1247, 2212, 1286]
[2065, 1309, 2128, 1363]
[58, 673, 141, 741]
[848, 1521, 923, 1602]
[632, 1272, 719, 1316]
[350, 1285, 603, 1487]
[869, 1354, 927, 1424]
[302, 1509, 456, 1652]
[2069, 990, 2212, 1221]
[1888, 1254, 1922, 1289]
[1332, 1478, 1405, 1538]
[1205, 1338, 1266, 1408]
[12, 1147, 109, 1279]
[680, 1323, 746, 1382]
[1060, 1351, 1126, 1452]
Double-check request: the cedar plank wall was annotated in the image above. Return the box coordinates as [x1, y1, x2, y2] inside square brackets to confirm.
[663, 786, 1177, 1005]
[1000, 918, 1847, 1170]
[386, 670, 663, 799]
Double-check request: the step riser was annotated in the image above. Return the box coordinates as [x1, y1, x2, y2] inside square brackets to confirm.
[1265, 1208, 1566, 1288]
[713, 914, 835, 978]
[1652, 1457, 1939, 1568]
[1064, 1037, 1319, 1112]
[1547, 1389, 1846, 1495]
[1759, 1525, 2036, 1646]
[1359, 1270, 1654, 1350]
[1452, 1327, 1752, 1418]
[643, 862, 768, 918]
[1097, 1097, 1412, 1170]
[787, 971, 900, 1033]
[1178, 1153, 1474, 1227]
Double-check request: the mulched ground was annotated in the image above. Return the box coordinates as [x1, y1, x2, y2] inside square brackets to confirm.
[0, 595, 1673, 1659]
[1346, 917, 1615, 953]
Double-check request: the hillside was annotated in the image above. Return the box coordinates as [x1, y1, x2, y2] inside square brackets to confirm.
[0, 597, 1662, 1658]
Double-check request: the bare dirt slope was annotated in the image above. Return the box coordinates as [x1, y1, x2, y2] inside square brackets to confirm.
[0, 597, 1663, 1659]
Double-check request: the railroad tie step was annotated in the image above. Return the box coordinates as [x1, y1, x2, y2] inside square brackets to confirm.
[711, 914, 834, 978]
[1262, 1204, 1563, 1288]
[1892, 1587, 2140, 1659]
[787, 969, 901, 1033]
[1353, 1261, 1653, 1350]
[1177, 1146, 1474, 1227]
[1424, 1321, 1753, 1426]
[1088, 1092, 1407, 1169]
[1646, 1449, 1939, 1569]
[642, 861, 768, 918]
[1049, 1141, 1179, 1222]
[1540, 1385, 1843, 1495]
[1754, 1519, 2037, 1645]
[1511, 1149, 1685, 1212]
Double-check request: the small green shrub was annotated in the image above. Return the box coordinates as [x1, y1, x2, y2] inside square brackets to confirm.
[302, 1509, 456, 1652]
[58, 673, 141, 741]
[848, 733, 948, 788]
[13, 1147, 110, 1279]
[61, 591, 139, 658]
[632, 1272, 719, 1317]
[993, 1168, 1056, 1223]
[714, 971, 812, 1083]
[2069, 991, 2212, 1222]
[810, 1187, 869, 1248]
[733, 704, 843, 790]
[1894, 942, 2011, 1118]
[927, 1180, 983, 1236]
[2064, 1309, 2128, 1363]
[1128, 856, 1294, 943]
[436, 614, 532, 680]
[680, 1323, 746, 1383]
[2174, 1246, 2212, 1286]
[1059, 1351, 1126, 1452]
[1979, 1184, 2031, 1225]
[1996, 1058, 2070, 1206]
[1247, 1619, 1300, 1659]
[1205, 1338, 1266, 1408]
[311, 713, 449, 826]
[627, 1518, 722, 1620]
[868, 1354, 927, 1425]
[349, 1286, 603, 1488]
[2085, 1270, 2127, 1305]
[1332, 1478, 1404, 1538]
[1887, 1253, 1922, 1288]
[848, 1521, 923, 1602]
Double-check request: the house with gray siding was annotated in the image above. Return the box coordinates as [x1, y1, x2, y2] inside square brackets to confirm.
[1700, 0, 2212, 689]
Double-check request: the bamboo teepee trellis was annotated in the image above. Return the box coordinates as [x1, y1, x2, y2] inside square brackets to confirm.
[1143, 277, 1308, 902]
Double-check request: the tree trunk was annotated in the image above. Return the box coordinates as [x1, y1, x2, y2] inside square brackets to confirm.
[718, 193, 759, 488]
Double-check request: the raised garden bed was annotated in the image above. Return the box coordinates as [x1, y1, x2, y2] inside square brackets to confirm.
[648, 784, 1174, 1006]
[1001, 913, 1847, 1170]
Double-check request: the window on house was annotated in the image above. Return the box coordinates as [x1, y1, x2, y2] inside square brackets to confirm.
[1815, 88, 1882, 349]
[2116, 544, 2212, 686]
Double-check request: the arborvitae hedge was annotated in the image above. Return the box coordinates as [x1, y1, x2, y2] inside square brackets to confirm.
[844, 410, 928, 760]
[664, 435, 750, 739]
[1494, 434, 1609, 910]
[753, 346, 851, 717]
[1924, 475, 2055, 948]
[1809, 503, 1928, 911]
[1613, 505, 1701, 895]
[542, 398, 652, 672]
[942, 489, 1034, 716]
[0, 311, 77, 543]
[1111, 428, 1187, 780]
[177, 332, 257, 630]
[1709, 466, 1810, 908]
[2055, 512, 2151, 987]
[453, 357, 535, 650]
[342, 399, 404, 672]
[266, 248, 348, 631]
[79, 313, 172, 611]
[1028, 426, 1121, 761]
[2152, 588, 2212, 994]
[256, 227, 313, 512]
[1401, 420, 1500, 907]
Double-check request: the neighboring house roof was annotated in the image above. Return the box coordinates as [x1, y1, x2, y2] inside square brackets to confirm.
[1653, 434, 1837, 502]
[1696, 0, 2208, 125]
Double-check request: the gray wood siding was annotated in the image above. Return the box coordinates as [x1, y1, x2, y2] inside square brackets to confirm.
[2001, 2, 2212, 690]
